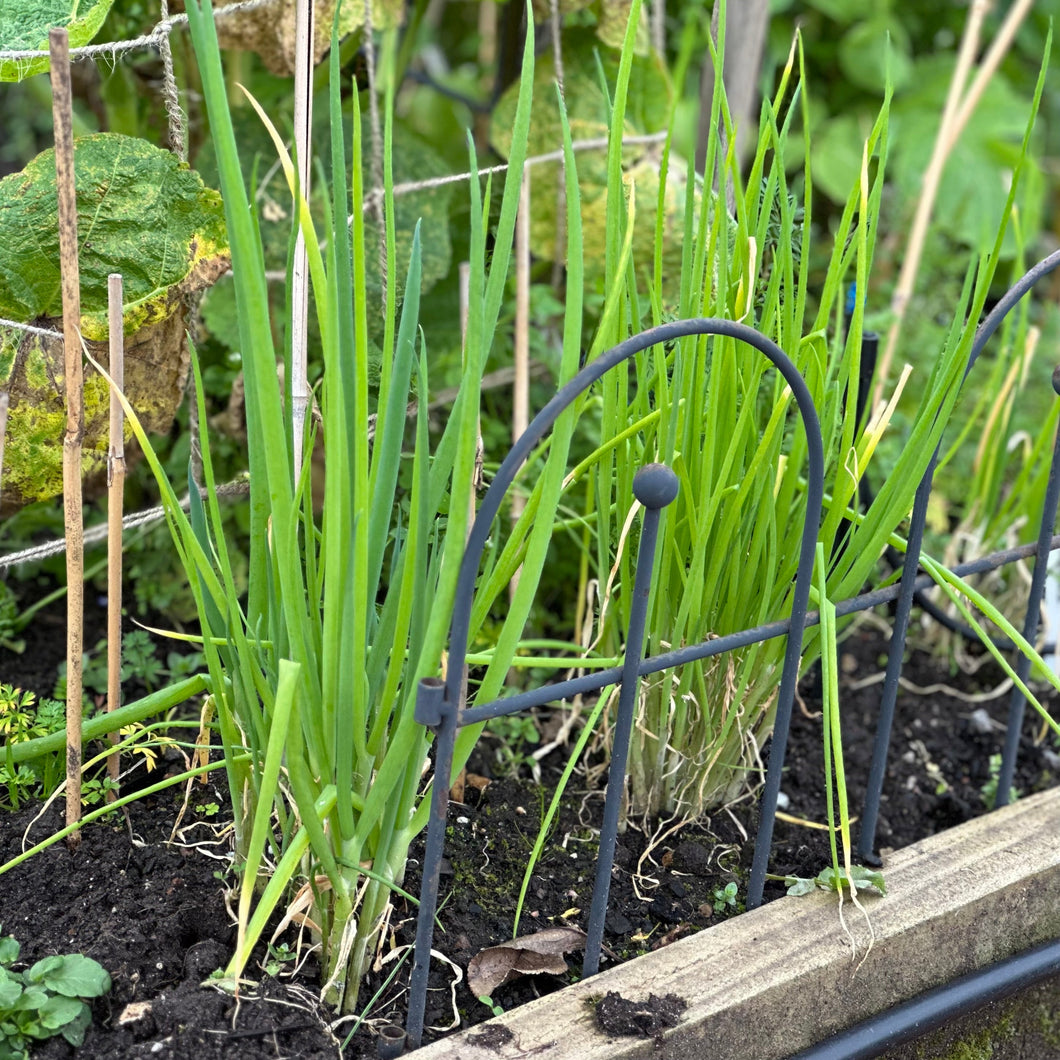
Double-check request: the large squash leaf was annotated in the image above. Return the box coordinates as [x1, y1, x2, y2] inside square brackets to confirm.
[0, 0, 116, 82]
[0, 133, 229, 513]
[0, 133, 228, 341]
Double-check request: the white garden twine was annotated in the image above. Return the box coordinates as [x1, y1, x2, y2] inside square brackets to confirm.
[0, 480, 250, 571]
[0, 0, 276, 65]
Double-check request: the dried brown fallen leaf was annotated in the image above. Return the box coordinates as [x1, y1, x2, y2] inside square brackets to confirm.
[465, 773, 492, 794]
[467, 926, 586, 998]
[450, 770, 490, 804]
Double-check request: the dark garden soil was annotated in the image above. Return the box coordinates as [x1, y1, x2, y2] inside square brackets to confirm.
[0, 585, 1057, 1058]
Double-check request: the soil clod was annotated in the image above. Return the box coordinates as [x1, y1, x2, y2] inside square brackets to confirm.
[466, 1023, 515, 1050]
[593, 990, 687, 1044]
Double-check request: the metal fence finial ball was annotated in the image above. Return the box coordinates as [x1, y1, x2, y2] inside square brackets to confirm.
[633, 463, 679, 509]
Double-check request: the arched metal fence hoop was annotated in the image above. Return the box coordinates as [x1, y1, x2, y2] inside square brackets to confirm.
[405, 317, 826, 1048]
[858, 249, 1060, 863]
[443, 317, 826, 701]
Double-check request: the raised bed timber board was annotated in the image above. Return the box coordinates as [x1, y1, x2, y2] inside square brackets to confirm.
[413, 786, 1060, 1059]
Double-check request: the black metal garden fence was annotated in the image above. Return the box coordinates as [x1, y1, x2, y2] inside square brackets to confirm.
[397, 248, 1060, 1055]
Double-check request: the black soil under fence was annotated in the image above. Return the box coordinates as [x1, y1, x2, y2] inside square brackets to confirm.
[0, 603, 1054, 1059]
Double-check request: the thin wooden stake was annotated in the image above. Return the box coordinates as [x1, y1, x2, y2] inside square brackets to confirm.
[106, 274, 125, 800]
[50, 27, 85, 848]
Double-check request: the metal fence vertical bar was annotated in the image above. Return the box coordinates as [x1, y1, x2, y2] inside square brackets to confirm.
[583, 464, 679, 976]
[858, 248, 1060, 862]
[995, 365, 1060, 806]
[407, 678, 457, 1049]
[857, 465, 936, 865]
[743, 375, 825, 910]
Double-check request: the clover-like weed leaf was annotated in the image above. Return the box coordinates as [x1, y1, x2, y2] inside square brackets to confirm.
[26, 954, 110, 998]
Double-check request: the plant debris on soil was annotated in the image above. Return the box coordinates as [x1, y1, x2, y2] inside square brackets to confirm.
[0, 590, 1056, 1057]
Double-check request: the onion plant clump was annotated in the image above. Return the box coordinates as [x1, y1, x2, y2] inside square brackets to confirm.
[560, 4, 1054, 821]
[102, 0, 613, 1014]
[85, 0, 1058, 1014]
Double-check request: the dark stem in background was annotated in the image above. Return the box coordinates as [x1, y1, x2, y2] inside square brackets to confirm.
[49, 27, 85, 849]
[492, 0, 528, 108]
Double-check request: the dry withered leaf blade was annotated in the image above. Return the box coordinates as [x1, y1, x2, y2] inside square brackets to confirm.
[467, 926, 586, 999]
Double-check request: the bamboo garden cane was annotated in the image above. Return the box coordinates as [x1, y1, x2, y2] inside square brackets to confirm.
[48, 27, 85, 847]
[106, 274, 126, 799]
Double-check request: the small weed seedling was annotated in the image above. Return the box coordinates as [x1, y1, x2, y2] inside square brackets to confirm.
[0, 687, 65, 808]
[981, 753, 1019, 810]
[776, 865, 887, 899]
[0, 929, 110, 1059]
[0, 686, 50, 745]
[712, 882, 739, 914]
[263, 943, 297, 978]
[78, 776, 120, 811]
[486, 714, 540, 779]
[478, 995, 504, 1018]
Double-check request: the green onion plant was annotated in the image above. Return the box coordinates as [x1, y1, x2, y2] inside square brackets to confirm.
[563, 4, 1054, 822]
[97, 0, 617, 1013]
